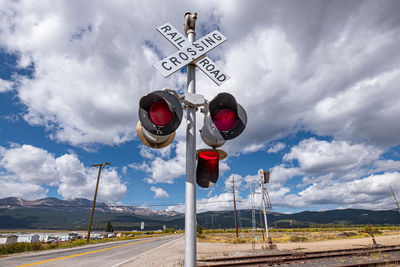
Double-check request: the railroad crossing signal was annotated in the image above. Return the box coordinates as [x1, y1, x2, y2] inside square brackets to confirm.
[136, 90, 183, 148]
[153, 23, 230, 86]
[138, 14, 247, 266]
[200, 92, 247, 148]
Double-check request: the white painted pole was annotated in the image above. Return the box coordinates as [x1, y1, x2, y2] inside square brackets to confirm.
[262, 190, 270, 239]
[184, 13, 197, 267]
[259, 170, 270, 240]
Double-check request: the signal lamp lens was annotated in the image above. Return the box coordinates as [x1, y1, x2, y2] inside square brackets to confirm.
[149, 100, 173, 126]
[213, 109, 238, 131]
[198, 151, 219, 175]
[197, 151, 220, 188]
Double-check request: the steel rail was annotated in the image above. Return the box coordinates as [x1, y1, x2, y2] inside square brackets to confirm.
[197, 245, 400, 266]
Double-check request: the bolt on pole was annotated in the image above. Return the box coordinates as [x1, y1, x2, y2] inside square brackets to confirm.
[87, 162, 110, 242]
[184, 12, 197, 267]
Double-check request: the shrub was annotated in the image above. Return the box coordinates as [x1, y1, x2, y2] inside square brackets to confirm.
[339, 231, 357, 237]
[163, 228, 176, 234]
[0, 242, 44, 255]
[196, 234, 206, 239]
[289, 236, 308, 242]
[231, 238, 247, 244]
[363, 226, 382, 235]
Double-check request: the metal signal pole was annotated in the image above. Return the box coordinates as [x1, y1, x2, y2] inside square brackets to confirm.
[259, 208, 265, 241]
[87, 162, 110, 242]
[232, 177, 239, 238]
[260, 178, 270, 241]
[184, 12, 197, 267]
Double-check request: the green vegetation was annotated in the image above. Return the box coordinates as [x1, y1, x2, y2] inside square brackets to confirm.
[197, 224, 203, 234]
[0, 242, 42, 255]
[105, 221, 114, 232]
[162, 227, 176, 233]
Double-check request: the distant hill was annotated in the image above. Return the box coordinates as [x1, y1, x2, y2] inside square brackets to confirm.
[1, 197, 400, 230]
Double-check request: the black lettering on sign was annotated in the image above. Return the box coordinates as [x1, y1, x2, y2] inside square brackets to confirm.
[206, 64, 215, 71]
[194, 43, 204, 51]
[213, 33, 222, 41]
[198, 58, 209, 67]
[160, 25, 172, 33]
[170, 57, 180, 66]
[161, 61, 172, 71]
[210, 69, 220, 78]
[205, 37, 216, 46]
[177, 39, 186, 47]
[187, 47, 197, 56]
[201, 40, 209, 48]
[217, 74, 226, 82]
[178, 52, 189, 61]
[174, 37, 185, 48]
[166, 32, 177, 39]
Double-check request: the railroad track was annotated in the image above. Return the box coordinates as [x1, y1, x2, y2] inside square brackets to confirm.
[197, 245, 400, 266]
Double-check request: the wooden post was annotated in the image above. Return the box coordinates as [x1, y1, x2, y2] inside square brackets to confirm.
[232, 177, 239, 238]
[87, 162, 110, 242]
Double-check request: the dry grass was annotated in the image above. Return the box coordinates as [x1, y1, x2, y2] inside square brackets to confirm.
[196, 227, 400, 244]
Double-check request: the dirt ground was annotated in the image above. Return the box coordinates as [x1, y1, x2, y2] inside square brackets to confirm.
[118, 234, 400, 266]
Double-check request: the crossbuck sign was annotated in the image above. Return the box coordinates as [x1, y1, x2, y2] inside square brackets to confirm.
[153, 23, 230, 86]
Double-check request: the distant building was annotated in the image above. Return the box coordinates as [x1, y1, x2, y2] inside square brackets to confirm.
[107, 232, 115, 238]
[90, 233, 104, 239]
[17, 234, 40, 243]
[0, 235, 18, 245]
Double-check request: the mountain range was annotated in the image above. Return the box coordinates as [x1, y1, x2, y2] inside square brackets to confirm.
[0, 197, 180, 216]
[1, 197, 400, 230]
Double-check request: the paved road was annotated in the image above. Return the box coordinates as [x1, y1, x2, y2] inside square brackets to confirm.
[0, 235, 182, 267]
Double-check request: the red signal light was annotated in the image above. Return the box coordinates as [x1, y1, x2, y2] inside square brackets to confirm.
[196, 149, 227, 188]
[137, 90, 182, 149]
[198, 150, 219, 160]
[149, 100, 173, 126]
[213, 109, 238, 131]
[197, 151, 219, 176]
[200, 93, 247, 147]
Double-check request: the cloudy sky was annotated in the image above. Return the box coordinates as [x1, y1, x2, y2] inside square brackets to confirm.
[1, 0, 400, 213]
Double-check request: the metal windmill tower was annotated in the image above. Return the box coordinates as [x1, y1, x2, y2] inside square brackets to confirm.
[250, 169, 273, 244]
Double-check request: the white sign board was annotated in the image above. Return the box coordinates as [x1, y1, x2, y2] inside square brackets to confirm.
[195, 56, 230, 86]
[153, 22, 230, 86]
[141, 222, 144, 230]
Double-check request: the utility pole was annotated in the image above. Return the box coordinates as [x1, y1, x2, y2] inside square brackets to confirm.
[232, 177, 239, 238]
[251, 182, 256, 232]
[184, 12, 197, 267]
[87, 162, 110, 242]
[211, 215, 214, 236]
[389, 185, 400, 215]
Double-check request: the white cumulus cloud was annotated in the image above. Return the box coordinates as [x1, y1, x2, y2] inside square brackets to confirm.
[0, 144, 127, 202]
[150, 186, 169, 199]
